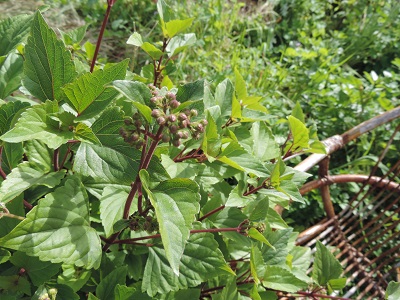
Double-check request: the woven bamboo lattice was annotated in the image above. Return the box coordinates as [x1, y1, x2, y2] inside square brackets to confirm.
[292, 106, 400, 299]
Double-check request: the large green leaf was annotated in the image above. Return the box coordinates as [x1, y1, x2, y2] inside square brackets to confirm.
[262, 265, 308, 293]
[166, 33, 196, 57]
[0, 162, 65, 204]
[0, 176, 102, 269]
[312, 241, 342, 286]
[288, 116, 309, 151]
[96, 266, 127, 300]
[142, 232, 227, 296]
[0, 101, 74, 149]
[23, 12, 76, 101]
[25, 139, 53, 172]
[0, 53, 24, 98]
[63, 60, 129, 118]
[140, 170, 200, 276]
[0, 14, 33, 56]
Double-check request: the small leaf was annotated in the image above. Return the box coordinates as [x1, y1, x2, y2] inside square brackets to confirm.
[166, 33, 196, 57]
[291, 102, 305, 123]
[99, 186, 131, 237]
[250, 244, 266, 284]
[96, 266, 127, 300]
[0, 176, 102, 269]
[386, 281, 400, 300]
[126, 32, 143, 47]
[23, 12, 76, 101]
[111, 80, 153, 123]
[59, 24, 88, 45]
[328, 278, 347, 291]
[141, 42, 164, 60]
[251, 122, 280, 161]
[0, 14, 33, 56]
[0, 101, 31, 136]
[74, 123, 101, 145]
[312, 240, 343, 286]
[0, 162, 65, 204]
[0, 275, 31, 296]
[164, 18, 194, 38]
[234, 68, 247, 100]
[140, 170, 200, 275]
[215, 78, 234, 117]
[57, 265, 92, 292]
[176, 79, 205, 103]
[288, 116, 309, 151]
[248, 228, 274, 248]
[0, 249, 11, 264]
[63, 59, 129, 117]
[0, 53, 24, 98]
[262, 265, 308, 293]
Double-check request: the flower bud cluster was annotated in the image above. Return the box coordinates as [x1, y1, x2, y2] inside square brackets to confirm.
[149, 85, 208, 147]
[129, 215, 158, 233]
[119, 112, 146, 149]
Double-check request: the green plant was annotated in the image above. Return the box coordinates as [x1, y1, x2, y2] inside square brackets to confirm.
[1, 1, 399, 299]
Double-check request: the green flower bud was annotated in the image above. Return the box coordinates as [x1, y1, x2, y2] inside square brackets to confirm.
[162, 134, 170, 143]
[190, 109, 198, 117]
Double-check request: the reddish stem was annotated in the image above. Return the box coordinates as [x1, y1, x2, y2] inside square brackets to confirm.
[112, 227, 243, 245]
[198, 205, 225, 221]
[294, 292, 352, 300]
[90, 1, 114, 72]
[59, 146, 71, 170]
[0, 147, 7, 180]
[53, 148, 59, 171]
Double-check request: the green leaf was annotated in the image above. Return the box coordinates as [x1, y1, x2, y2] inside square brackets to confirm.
[0, 101, 31, 136]
[217, 277, 239, 300]
[63, 59, 129, 117]
[0, 275, 31, 296]
[262, 228, 293, 265]
[250, 244, 266, 284]
[328, 278, 346, 291]
[10, 251, 60, 286]
[0, 162, 65, 204]
[142, 232, 227, 296]
[99, 186, 131, 237]
[0, 249, 11, 264]
[1, 142, 24, 174]
[25, 140, 52, 172]
[74, 142, 139, 188]
[23, 12, 76, 101]
[141, 42, 164, 60]
[386, 281, 400, 300]
[176, 79, 204, 103]
[166, 33, 196, 57]
[157, 0, 174, 23]
[0, 14, 33, 56]
[262, 265, 308, 293]
[201, 107, 221, 157]
[0, 53, 24, 98]
[0, 101, 74, 149]
[288, 116, 309, 151]
[225, 185, 254, 207]
[59, 24, 88, 45]
[164, 18, 194, 38]
[251, 122, 280, 161]
[248, 228, 274, 248]
[291, 102, 305, 123]
[0, 176, 102, 269]
[218, 140, 269, 177]
[0, 195, 24, 238]
[312, 241, 343, 285]
[215, 79, 234, 117]
[57, 265, 92, 292]
[74, 123, 101, 145]
[111, 80, 153, 123]
[140, 170, 200, 275]
[126, 32, 143, 47]
[96, 266, 127, 300]
[234, 68, 247, 100]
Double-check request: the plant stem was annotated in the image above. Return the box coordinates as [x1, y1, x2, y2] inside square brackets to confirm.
[59, 146, 71, 170]
[0, 147, 7, 180]
[90, 1, 114, 72]
[53, 148, 60, 171]
[198, 205, 225, 221]
[113, 227, 243, 245]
